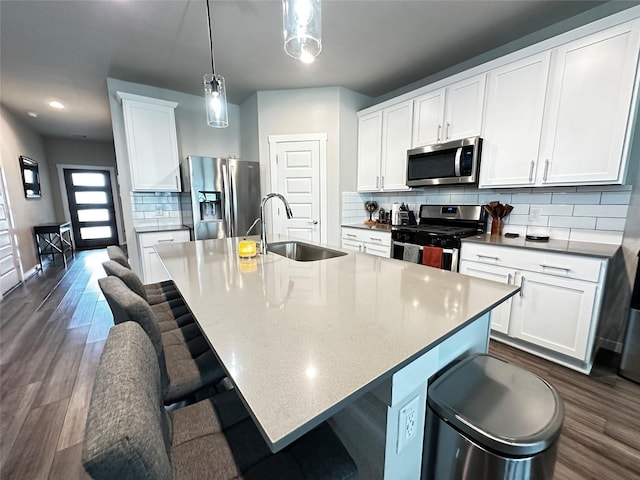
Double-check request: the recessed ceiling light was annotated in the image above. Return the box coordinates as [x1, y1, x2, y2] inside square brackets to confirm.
[48, 101, 65, 109]
[27, 111, 39, 118]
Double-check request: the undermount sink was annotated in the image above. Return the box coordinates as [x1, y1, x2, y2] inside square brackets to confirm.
[267, 241, 347, 262]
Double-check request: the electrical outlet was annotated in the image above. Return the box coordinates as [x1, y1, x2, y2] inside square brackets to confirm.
[155, 207, 164, 217]
[397, 395, 420, 453]
[529, 207, 541, 222]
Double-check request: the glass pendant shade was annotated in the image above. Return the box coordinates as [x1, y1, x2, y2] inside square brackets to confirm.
[203, 73, 228, 128]
[283, 0, 321, 63]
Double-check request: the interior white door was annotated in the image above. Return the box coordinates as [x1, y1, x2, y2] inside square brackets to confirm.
[270, 136, 325, 243]
[0, 168, 21, 298]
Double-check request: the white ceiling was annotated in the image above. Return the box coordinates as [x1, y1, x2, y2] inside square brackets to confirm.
[0, 0, 617, 141]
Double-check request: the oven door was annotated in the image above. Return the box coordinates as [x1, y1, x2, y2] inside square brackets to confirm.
[392, 241, 459, 272]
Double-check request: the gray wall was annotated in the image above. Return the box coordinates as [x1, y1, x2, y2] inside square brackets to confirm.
[254, 86, 369, 246]
[0, 106, 57, 274]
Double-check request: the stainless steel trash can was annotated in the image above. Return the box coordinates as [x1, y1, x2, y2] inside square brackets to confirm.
[423, 354, 564, 480]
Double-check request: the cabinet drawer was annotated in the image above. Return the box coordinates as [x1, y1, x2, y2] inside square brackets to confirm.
[138, 230, 189, 248]
[461, 242, 604, 282]
[342, 227, 391, 247]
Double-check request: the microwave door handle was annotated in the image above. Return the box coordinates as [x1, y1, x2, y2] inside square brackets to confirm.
[454, 147, 462, 177]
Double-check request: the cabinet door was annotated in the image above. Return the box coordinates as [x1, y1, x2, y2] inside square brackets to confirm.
[479, 52, 551, 188]
[142, 247, 170, 284]
[381, 100, 413, 191]
[119, 93, 181, 192]
[412, 89, 446, 147]
[540, 21, 640, 185]
[357, 111, 383, 191]
[444, 74, 486, 141]
[459, 260, 515, 334]
[510, 271, 597, 360]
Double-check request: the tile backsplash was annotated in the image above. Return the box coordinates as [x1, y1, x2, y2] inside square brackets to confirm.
[343, 185, 632, 245]
[131, 192, 182, 229]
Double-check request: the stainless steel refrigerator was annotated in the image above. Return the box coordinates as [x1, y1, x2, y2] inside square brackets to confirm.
[180, 156, 261, 240]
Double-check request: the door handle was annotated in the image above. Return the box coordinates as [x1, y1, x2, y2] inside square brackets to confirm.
[507, 273, 513, 285]
[369, 237, 383, 242]
[477, 254, 499, 262]
[437, 124, 442, 142]
[529, 161, 535, 182]
[445, 122, 451, 140]
[540, 264, 570, 273]
[346, 233, 357, 238]
[376, 176, 379, 189]
[519, 275, 525, 297]
[543, 159, 550, 182]
[381, 176, 385, 189]
[309, 220, 318, 225]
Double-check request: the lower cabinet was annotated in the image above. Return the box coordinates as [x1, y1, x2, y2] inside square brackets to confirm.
[459, 242, 607, 373]
[341, 227, 391, 258]
[137, 229, 190, 284]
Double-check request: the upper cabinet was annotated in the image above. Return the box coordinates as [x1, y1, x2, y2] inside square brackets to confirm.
[480, 21, 640, 188]
[479, 52, 551, 187]
[412, 74, 486, 147]
[117, 92, 181, 192]
[357, 100, 413, 192]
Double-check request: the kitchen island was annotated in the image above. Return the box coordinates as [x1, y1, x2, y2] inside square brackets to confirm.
[156, 237, 517, 479]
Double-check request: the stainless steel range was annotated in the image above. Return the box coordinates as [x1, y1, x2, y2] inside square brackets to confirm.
[391, 205, 487, 271]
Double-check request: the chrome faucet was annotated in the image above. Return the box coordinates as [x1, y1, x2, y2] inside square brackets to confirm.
[260, 193, 293, 254]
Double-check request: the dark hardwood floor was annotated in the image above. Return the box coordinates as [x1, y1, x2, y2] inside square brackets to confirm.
[0, 249, 639, 479]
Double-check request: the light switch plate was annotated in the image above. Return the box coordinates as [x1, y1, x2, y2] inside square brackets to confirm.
[397, 395, 420, 453]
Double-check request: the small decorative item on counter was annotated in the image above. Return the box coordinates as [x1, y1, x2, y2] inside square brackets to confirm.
[483, 201, 513, 237]
[378, 208, 385, 223]
[238, 239, 257, 258]
[364, 201, 378, 225]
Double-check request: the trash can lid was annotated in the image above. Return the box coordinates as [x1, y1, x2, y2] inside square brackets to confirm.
[428, 354, 564, 456]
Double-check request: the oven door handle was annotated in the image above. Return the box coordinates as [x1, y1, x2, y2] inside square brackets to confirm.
[393, 241, 455, 254]
[454, 147, 462, 177]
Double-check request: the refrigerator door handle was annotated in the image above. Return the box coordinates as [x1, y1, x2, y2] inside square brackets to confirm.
[228, 163, 237, 237]
[222, 163, 233, 235]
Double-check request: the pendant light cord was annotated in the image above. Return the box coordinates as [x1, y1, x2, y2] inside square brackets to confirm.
[206, 0, 216, 76]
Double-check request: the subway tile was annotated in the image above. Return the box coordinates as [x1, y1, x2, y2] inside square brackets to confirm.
[600, 191, 632, 205]
[450, 193, 479, 204]
[144, 211, 164, 219]
[510, 192, 552, 204]
[131, 212, 144, 219]
[535, 186, 577, 194]
[569, 229, 623, 245]
[551, 192, 601, 204]
[577, 185, 632, 192]
[425, 194, 452, 204]
[533, 204, 574, 216]
[508, 214, 548, 227]
[134, 204, 156, 212]
[477, 192, 512, 204]
[508, 204, 529, 215]
[596, 218, 626, 231]
[549, 216, 596, 229]
[573, 204, 628, 218]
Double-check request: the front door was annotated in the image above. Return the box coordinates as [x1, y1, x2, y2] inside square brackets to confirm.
[268, 134, 326, 243]
[63, 169, 118, 249]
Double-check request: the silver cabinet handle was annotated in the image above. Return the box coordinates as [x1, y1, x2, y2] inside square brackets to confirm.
[540, 264, 570, 272]
[529, 161, 535, 182]
[543, 159, 550, 181]
[369, 237, 383, 242]
[346, 233, 357, 238]
[376, 176, 379, 189]
[381, 176, 385, 189]
[157, 238, 174, 243]
[445, 122, 451, 140]
[175, 175, 180, 190]
[507, 273, 513, 284]
[477, 254, 499, 261]
[437, 124, 442, 142]
[520, 275, 525, 297]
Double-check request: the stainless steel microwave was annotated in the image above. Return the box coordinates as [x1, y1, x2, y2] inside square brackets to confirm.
[406, 137, 482, 187]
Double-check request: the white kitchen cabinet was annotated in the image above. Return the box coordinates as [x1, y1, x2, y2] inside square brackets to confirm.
[460, 242, 607, 373]
[480, 21, 640, 188]
[357, 101, 412, 192]
[341, 227, 391, 258]
[117, 92, 181, 192]
[479, 52, 551, 187]
[539, 21, 640, 185]
[458, 261, 514, 334]
[138, 229, 189, 284]
[412, 74, 485, 147]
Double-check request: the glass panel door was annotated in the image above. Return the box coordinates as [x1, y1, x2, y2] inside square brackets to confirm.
[63, 169, 118, 249]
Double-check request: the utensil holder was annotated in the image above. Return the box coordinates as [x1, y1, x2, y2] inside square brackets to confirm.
[490, 219, 503, 236]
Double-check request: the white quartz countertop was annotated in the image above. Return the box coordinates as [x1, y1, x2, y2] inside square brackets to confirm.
[463, 233, 620, 258]
[156, 237, 517, 451]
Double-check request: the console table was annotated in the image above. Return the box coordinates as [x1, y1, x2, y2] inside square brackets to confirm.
[34, 222, 74, 269]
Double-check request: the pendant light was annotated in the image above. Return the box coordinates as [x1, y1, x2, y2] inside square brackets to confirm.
[203, 0, 228, 128]
[283, 0, 322, 64]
